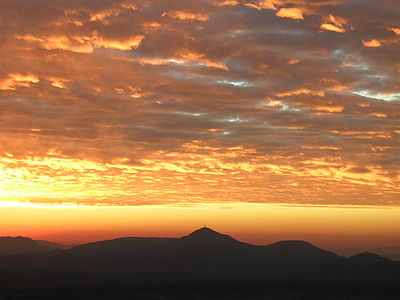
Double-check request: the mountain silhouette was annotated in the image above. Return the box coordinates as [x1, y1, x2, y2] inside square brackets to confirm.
[34, 240, 72, 250]
[178, 227, 252, 252]
[0, 237, 68, 256]
[182, 226, 240, 242]
[0, 237, 41, 256]
[345, 251, 398, 280]
[348, 251, 394, 264]
[263, 240, 341, 264]
[184, 226, 234, 238]
[336, 246, 400, 261]
[0, 228, 398, 282]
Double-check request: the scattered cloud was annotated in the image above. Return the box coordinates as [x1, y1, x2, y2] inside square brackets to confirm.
[0, 74, 40, 91]
[276, 89, 325, 98]
[16, 33, 144, 53]
[388, 27, 400, 35]
[169, 11, 209, 21]
[245, 0, 278, 10]
[0, 0, 399, 207]
[288, 58, 301, 65]
[320, 14, 348, 32]
[362, 39, 382, 48]
[276, 8, 304, 20]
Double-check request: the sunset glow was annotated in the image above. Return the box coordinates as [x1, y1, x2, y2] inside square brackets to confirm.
[1, 204, 399, 250]
[0, 0, 399, 248]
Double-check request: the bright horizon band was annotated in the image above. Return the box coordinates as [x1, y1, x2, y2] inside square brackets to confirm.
[1, 203, 399, 250]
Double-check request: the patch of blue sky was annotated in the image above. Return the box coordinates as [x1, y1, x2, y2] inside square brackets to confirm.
[353, 90, 400, 102]
[217, 80, 253, 87]
[173, 111, 204, 117]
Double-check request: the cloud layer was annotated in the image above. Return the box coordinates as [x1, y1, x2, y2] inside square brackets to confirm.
[0, 0, 399, 206]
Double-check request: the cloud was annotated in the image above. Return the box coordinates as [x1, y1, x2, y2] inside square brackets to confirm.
[215, 0, 241, 7]
[92, 34, 145, 50]
[0, 0, 399, 207]
[276, 89, 325, 98]
[362, 39, 382, 47]
[245, 0, 278, 10]
[312, 105, 344, 113]
[388, 27, 400, 35]
[288, 58, 301, 65]
[169, 11, 209, 21]
[0, 74, 40, 90]
[320, 23, 345, 33]
[276, 8, 304, 20]
[320, 14, 348, 32]
[46, 77, 70, 89]
[16, 34, 144, 53]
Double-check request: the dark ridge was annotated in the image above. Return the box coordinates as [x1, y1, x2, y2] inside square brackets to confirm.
[0, 237, 43, 256]
[346, 252, 398, 280]
[0, 236, 69, 257]
[267, 240, 315, 248]
[179, 227, 252, 250]
[182, 227, 238, 241]
[0, 236, 33, 241]
[34, 240, 72, 250]
[264, 240, 342, 262]
[187, 226, 224, 236]
[71, 236, 172, 248]
[348, 252, 394, 264]
[0, 228, 398, 283]
[69, 237, 175, 256]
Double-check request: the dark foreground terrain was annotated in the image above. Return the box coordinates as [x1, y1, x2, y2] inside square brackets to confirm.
[0, 270, 399, 300]
[0, 228, 399, 299]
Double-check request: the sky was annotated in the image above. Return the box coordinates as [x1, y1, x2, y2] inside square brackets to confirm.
[0, 0, 399, 248]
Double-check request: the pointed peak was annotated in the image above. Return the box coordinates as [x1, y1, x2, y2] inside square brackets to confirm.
[187, 227, 225, 237]
[181, 227, 241, 244]
[192, 226, 218, 233]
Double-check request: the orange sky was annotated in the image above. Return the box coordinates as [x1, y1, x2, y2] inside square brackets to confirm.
[0, 0, 399, 247]
[1, 203, 399, 249]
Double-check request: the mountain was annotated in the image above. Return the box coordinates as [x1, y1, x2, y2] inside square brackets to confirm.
[0, 228, 398, 282]
[181, 227, 245, 245]
[337, 247, 400, 261]
[348, 252, 394, 265]
[346, 252, 398, 280]
[62, 227, 255, 275]
[34, 240, 72, 250]
[0, 237, 69, 256]
[0, 228, 398, 299]
[0, 237, 44, 256]
[264, 240, 341, 263]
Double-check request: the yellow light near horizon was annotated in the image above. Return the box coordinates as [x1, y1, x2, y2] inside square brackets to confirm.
[1, 145, 397, 207]
[1, 202, 399, 250]
[0, 201, 85, 209]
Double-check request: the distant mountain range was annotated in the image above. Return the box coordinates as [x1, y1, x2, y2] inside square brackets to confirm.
[0, 227, 398, 281]
[337, 247, 400, 261]
[0, 236, 71, 256]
